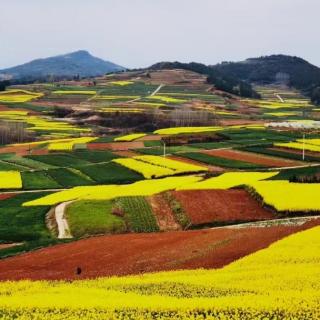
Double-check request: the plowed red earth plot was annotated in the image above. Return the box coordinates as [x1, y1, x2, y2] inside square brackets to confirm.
[202, 149, 302, 167]
[0, 193, 16, 201]
[0, 221, 318, 281]
[172, 189, 274, 225]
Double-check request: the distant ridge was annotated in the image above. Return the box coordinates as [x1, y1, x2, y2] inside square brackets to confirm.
[0, 50, 125, 80]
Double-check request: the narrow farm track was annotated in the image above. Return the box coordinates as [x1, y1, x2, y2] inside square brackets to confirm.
[55, 201, 73, 239]
[150, 84, 164, 96]
[0, 219, 318, 281]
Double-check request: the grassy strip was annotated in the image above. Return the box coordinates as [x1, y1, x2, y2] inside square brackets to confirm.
[21, 171, 61, 190]
[79, 162, 143, 184]
[269, 166, 320, 181]
[115, 196, 159, 232]
[66, 200, 126, 238]
[47, 168, 93, 187]
[0, 160, 26, 171]
[25, 154, 91, 168]
[72, 150, 119, 163]
[180, 152, 265, 169]
[0, 192, 52, 243]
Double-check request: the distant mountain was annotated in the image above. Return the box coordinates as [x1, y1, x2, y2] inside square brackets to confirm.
[0, 50, 125, 81]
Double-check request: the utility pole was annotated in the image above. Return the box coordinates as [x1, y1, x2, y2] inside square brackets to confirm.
[163, 141, 166, 157]
[302, 132, 305, 161]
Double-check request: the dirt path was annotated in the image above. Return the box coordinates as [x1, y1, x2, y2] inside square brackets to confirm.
[55, 201, 73, 239]
[148, 194, 181, 231]
[215, 215, 320, 229]
[0, 219, 318, 281]
[150, 84, 164, 96]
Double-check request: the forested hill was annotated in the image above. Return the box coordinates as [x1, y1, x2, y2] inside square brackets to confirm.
[212, 55, 320, 104]
[149, 61, 260, 99]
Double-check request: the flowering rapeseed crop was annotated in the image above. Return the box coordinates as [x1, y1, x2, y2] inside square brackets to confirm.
[114, 133, 146, 142]
[0, 89, 43, 103]
[23, 175, 202, 206]
[178, 171, 278, 190]
[249, 180, 320, 212]
[47, 137, 97, 151]
[114, 156, 207, 178]
[0, 171, 22, 189]
[0, 226, 319, 318]
[275, 141, 320, 152]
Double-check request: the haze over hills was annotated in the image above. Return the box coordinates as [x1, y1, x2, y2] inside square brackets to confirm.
[0, 50, 125, 81]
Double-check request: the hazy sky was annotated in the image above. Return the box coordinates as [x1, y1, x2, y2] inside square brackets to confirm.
[1, 0, 319, 69]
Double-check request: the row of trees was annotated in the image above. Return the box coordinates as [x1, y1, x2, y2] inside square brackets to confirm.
[0, 121, 34, 145]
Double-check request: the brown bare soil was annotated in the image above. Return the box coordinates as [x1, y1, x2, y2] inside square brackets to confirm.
[203, 149, 302, 167]
[0, 193, 17, 201]
[270, 147, 320, 158]
[136, 134, 164, 141]
[168, 155, 225, 172]
[0, 145, 49, 156]
[0, 221, 318, 281]
[172, 189, 274, 225]
[147, 194, 181, 231]
[88, 141, 144, 151]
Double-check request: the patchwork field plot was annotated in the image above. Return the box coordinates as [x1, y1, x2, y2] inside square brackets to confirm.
[0, 221, 317, 281]
[0, 171, 22, 189]
[203, 149, 302, 167]
[22, 176, 202, 206]
[250, 180, 320, 212]
[172, 189, 274, 226]
[66, 200, 127, 238]
[114, 155, 207, 178]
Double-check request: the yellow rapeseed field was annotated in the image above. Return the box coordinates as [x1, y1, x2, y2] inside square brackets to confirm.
[178, 171, 278, 190]
[0, 226, 319, 318]
[52, 90, 96, 95]
[0, 171, 22, 189]
[109, 81, 134, 86]
[154, 126, 222, 135]
[148, 95, 187, 103]
[0, 89, 43, 103]
[114, 156, 207, 178]
[135, 155, 208, 173]
[114, 133, 146, 142]
[249, 180, 320, 212]
[0, 111, 90, 134]
[113, 158, 174, 178]
[23, 175, 202, 206]
[275, 141, 320, 152]
[48, 137, 97, 151]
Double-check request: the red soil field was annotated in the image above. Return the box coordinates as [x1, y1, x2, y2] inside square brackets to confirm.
[0, 221, 318, 281]
[0, 193, 17, 201]
[203, 149, 302, 167]
[172, 189, 274, 225]
[112, 150, 139, 157]
[0, 145, 48, 156]
[88, 141, 144, 151]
